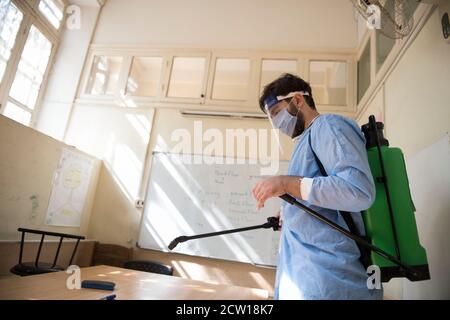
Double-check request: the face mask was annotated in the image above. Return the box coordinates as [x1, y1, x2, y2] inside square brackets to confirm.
[271, 107, 298, 137]
[264, 91, 309, 138]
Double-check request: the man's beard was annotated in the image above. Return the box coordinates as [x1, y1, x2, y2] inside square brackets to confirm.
[292, 112, 305, 138]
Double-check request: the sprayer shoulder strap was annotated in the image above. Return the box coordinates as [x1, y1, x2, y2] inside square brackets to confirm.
[307, 132, 360, 236]
[307, 132, 372, 268]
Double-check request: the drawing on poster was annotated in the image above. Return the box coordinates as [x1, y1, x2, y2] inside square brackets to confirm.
[45, 148, 94, 227]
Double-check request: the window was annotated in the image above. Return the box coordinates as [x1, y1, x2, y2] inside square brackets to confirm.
[38, 0, 64, 29]
[309, 61, 347, 106]
[0, 0, 23, 82]
[167, 57, 206, 99]
[3, 100, 31, 125]
[404, 1, 419, 24]
[357, 41, 371, 104]
[126, 56, 163, 97]
[0, 0, 63, 127]
[212, 58, 250, 101]
[9, 25, 52, 110]
[86, 56, 123, 95]
[376, 31, 395, 72]
[260, 59, 297, 94]
[3, 25, 53, 125]
[77, 49, 358, 113]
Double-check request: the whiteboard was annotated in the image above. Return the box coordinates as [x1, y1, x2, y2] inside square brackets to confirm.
[137, 152, 289, 266]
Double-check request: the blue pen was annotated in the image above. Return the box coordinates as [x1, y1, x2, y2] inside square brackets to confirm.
[101, 294, 116, 300]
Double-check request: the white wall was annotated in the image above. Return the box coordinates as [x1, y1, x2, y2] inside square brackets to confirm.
[63, 107, 291, 294]
[65, 105, 155, 201]
[33, 0, 450, 298]
[357, 8, 450, 299]
[55, 0, 321, 294]
[357, 11, 369, 47]
[385, 9, 450, 300]
[384, 11, 450, 158]
[36, 2, 103, 140]
[404, 134, 450, 299]
[0, 115, 100, 239]
[92, 0, 358, 51]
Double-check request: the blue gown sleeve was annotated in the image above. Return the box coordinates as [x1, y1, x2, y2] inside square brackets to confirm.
[307, 116, 376, 212]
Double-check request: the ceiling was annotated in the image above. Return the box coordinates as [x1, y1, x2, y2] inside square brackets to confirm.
[92, 0, 360, 52]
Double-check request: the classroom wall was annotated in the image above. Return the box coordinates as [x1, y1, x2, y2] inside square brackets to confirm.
[383, 10, 450, 159]
[36, 1, 103, 141]
[91, 0, 358, 51]
[64, 105, 294, 294]
[86, 107, 294, 246]
[39, 0, 359, 295]
[64, 105, 155, 246]
[0, 115, 100, 240]
[357, 9, 450, 299]
[32, 0, 449, 299]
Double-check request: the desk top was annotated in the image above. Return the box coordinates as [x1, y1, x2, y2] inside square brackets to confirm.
[0, 265, 269, 300]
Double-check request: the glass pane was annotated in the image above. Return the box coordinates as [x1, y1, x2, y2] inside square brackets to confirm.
[260, 59, 298, 94]
[0, 0, 23, 82]
[403, 0, 419, 23]
[309, 61, 347, 106]
[358, 41, 371, 103]
[167, 57, 205, 98]
[9, 25, 52, 110]
[212, 58, 250, 101]
[39, 0, 64, 29]
[126, 57, 163, 97]
[86, 56, 123, 95]
[3, 100, 31, 126]
[376, 31, 395, 72]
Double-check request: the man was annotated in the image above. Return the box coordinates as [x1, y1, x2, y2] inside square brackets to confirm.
[252, 73, 383, 300]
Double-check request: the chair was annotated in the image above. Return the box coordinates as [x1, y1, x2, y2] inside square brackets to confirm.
[91, 243, 133, 267]
[10, 228, 85, 276]
[123, 260, 173, 276]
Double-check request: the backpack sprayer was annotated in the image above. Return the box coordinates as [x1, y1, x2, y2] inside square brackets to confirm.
[168, 116, 430, 282]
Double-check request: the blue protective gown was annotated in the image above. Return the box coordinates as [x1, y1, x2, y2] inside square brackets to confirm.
[274, 114, 383, 300]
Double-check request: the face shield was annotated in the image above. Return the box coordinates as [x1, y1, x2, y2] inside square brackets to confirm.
[264, 91, 310, 138]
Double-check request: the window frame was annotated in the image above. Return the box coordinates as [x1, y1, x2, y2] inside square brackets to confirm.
[356, 2, 427, 113]
[205, 52, 256, 107]
[36, 0, 66, 33]
[78, 48, 129, 104]
[255, 52, 305, 111]
[356, 32, 372, 106]
[76, 46, 358, 114]
[258, 56, 303, 95]
[124, 55, 167, 101]
[0, 0, 64, 127]
[161, 51, 210, 104]
[305, 54, 356, 114]
[86, 54, 127, 97]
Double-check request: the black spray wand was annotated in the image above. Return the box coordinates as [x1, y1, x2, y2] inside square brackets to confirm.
[168, 216, 280, 250]
[167, 194, 417, 279]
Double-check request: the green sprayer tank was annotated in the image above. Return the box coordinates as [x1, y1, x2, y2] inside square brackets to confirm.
[361, 116, 430, 282]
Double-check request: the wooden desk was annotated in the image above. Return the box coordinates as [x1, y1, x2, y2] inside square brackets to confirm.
[0, 265, 269, 300]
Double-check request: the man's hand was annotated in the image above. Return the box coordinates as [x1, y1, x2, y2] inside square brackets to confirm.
[252, 175, 303, 210]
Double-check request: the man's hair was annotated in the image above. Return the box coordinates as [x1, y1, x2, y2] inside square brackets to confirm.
[259, 73, 316, 113]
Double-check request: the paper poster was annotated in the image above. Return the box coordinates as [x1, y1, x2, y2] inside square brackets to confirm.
[45, 148, 94, 227]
